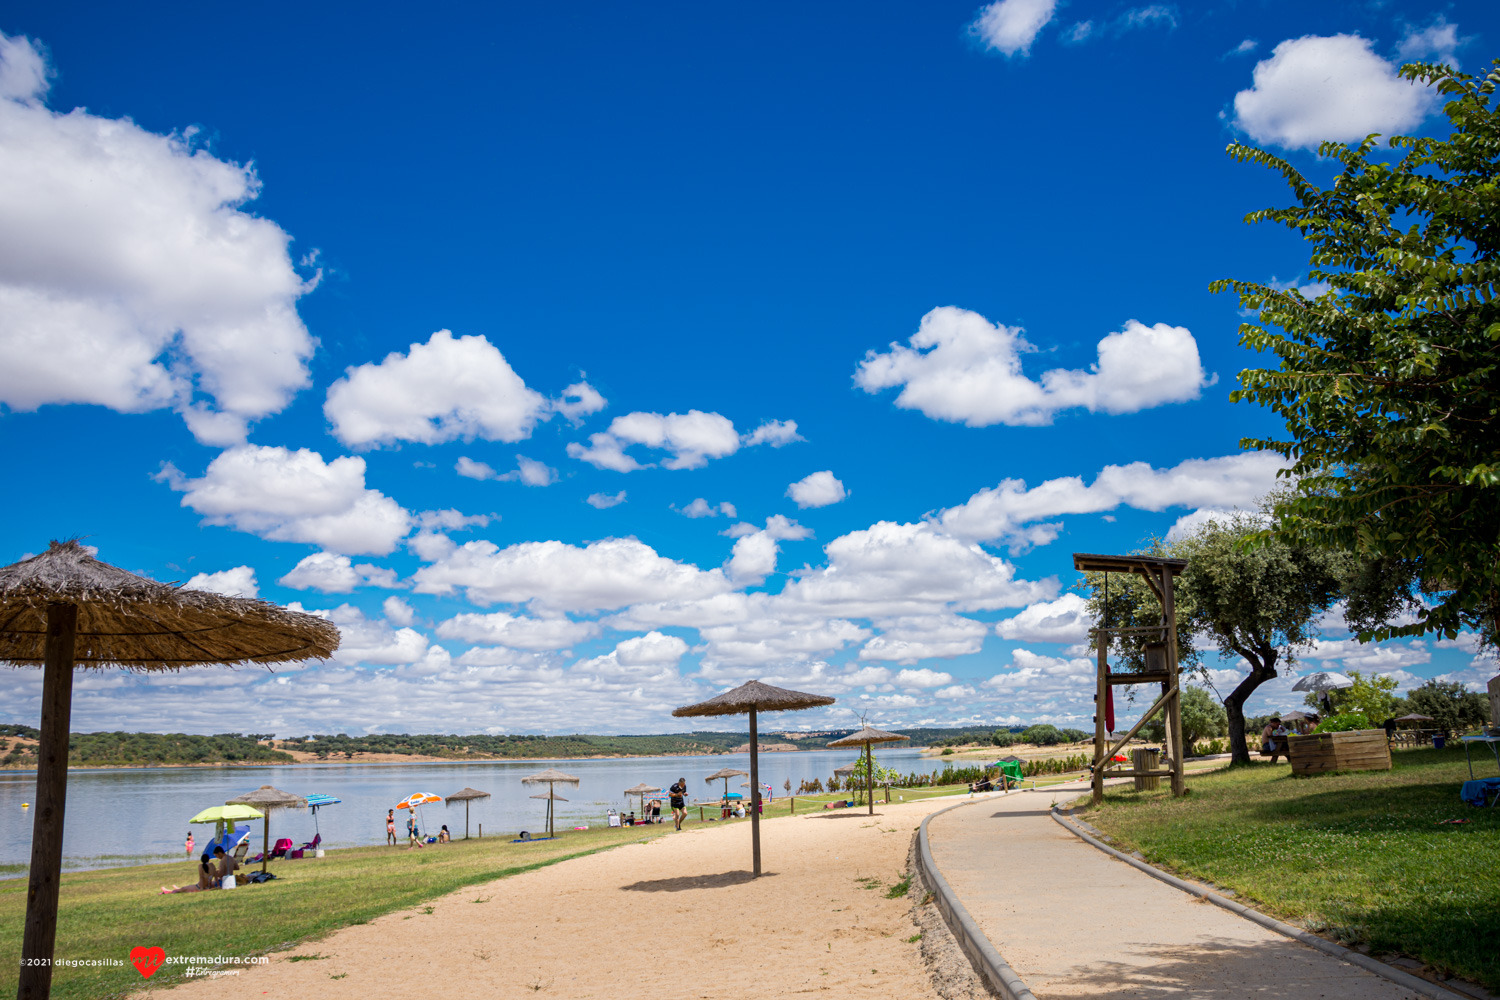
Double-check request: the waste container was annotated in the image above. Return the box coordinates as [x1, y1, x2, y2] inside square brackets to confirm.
[1433, 734, 1447, 749]
[1131, 748, 1160, 791]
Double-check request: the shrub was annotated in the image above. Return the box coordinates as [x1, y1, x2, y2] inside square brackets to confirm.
[1314, 712, 1372, 733]
[941, 747, 955, 755]
[991, 731, 1016, 747]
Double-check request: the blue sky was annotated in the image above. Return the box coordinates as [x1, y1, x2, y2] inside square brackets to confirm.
[0, 1, 1494, 737]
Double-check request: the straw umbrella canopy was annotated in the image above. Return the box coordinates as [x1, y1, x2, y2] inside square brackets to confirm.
[226, 786, 308, 874]
[444, 787, 491, 839]
[0, 540, 338, 1000]
[703, 767, 748, 801]
[528, 787, 570, 837]
[521, 768, 579, 837]
[673, 680, 834, 876]
[623, 782, 662, 820]
[827, 726, 908, 815]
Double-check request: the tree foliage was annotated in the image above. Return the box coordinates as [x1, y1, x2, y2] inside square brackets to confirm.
[1212, 60, 1500, 649]
[1084, 513, 1352, 765]
[1405, 679, 1492, 732]
[1308, 669, 1399, 722]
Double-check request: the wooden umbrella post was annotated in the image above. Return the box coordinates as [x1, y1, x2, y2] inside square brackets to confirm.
[20, 602, 77, 1000]
[866, 742, 873, 816]
[465, 801, 470, 840]
[749, 708, 760, 877]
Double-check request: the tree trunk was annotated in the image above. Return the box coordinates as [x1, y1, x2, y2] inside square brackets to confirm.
[1223, 644, 1279, 766]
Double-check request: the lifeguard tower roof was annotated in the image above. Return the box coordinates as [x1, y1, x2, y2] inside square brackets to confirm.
[1072, 553, 1188, 574]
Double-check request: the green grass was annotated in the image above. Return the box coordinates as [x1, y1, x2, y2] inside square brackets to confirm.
[0, 827, 669, 999]
[1079, 746, 1500, 989]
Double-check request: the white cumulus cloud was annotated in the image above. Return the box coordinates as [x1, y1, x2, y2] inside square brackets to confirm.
[324, 330, 549, 449]
[160, 445, 414, 556]
[411, 536, 735, 614]
[995, 593, 1092, 643]
[855, 307, 1212, 427]
[0, 32, 318, 446]
[679, 498, 737, 519]
[934, 452, 1283, 547]
[278, 551, 401, 593]
[184, 565, 258, 598]
[586, 491, 627, 509]
[1232, 35, 1435, 150]
[787, 470, 848, 509]
[968, 0, 1056, 57]
[568, 410, 799, 472]
[434, 611, 600, 651]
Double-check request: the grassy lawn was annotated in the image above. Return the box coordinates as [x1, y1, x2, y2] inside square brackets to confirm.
[1079, 745, 1500, 989]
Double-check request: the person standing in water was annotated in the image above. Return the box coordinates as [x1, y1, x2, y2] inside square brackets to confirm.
[184, 831, 194, 859]
[386, 809, 397, 846]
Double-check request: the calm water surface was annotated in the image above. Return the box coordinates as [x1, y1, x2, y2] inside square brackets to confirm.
[0, 747, 940, 875]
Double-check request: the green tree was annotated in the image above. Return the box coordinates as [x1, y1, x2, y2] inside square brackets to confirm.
[1086, 513, 1352, 766]
[1212, 60, 1500, 650]
[1179, 685, 1228, 746]
[1308, 669, 1399, 722]
[1020, 724, 1065, 746]
[1406, 679, 1491, 733]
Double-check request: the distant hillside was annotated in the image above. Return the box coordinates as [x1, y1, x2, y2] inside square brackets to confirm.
[0, 722, 1032, 769]
[1, 730, 294, 768]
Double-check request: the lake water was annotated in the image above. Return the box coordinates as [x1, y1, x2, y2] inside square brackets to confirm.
[0, 746, 942, 875]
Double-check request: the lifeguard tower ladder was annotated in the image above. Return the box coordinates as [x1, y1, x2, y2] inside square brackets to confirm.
[1073, 552, 1188, 805]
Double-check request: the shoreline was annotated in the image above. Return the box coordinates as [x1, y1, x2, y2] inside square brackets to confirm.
[0, 744, 938, 774]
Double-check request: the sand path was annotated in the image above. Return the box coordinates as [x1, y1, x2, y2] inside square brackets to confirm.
[927, 785, 1423, 999]
[153, 799, 956, 1000]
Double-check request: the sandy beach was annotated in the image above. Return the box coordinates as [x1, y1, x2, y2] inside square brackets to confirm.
[149, 798, 968, 1000]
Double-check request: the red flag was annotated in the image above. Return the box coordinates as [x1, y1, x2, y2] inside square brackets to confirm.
[1105, 685, 1115, 733]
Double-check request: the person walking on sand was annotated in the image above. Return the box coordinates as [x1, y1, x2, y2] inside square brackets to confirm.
[386, 809, 397, 846]
[669, 776, 687, 831]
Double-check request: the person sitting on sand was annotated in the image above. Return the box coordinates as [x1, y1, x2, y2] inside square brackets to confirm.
[438, 825, 451, 843]
[161, 856, 218, 894]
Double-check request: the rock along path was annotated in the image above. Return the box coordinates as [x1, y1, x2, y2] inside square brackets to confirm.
[926, 782, 1426, 1000]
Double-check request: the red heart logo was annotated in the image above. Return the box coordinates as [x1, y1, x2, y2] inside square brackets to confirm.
[130, 946, 165, 979]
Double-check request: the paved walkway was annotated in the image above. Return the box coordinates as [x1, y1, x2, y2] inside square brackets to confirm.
[926, 783, 1423, 1000]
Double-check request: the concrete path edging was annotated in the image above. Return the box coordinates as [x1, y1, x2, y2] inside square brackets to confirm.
[916, 795, 1037, 1000]
[1049, 806, 1469, 1000]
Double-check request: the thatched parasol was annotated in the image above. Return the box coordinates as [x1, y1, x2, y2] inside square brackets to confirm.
[226, 785, 308, 874]
[833, 762, 859, 777]
[444, 787, 491, 839]
[528, 788, 569, 836]
[828, 725, 907, 815]
[673, 680, 834, 876]
[703, 766, 748, 801]
[623, 782, 662, 820]
[0, 540, 337, 998]
[522, 768, 579, 838]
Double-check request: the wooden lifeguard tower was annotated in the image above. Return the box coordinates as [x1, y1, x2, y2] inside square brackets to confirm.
[1073, 552, 1188, 805]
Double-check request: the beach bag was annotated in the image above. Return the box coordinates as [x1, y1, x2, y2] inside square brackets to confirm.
[221, 874, 236, 889]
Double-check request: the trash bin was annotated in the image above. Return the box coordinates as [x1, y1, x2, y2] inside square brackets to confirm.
[1131, 748, 1160, 791]
[1433, 734, 1447, 749]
